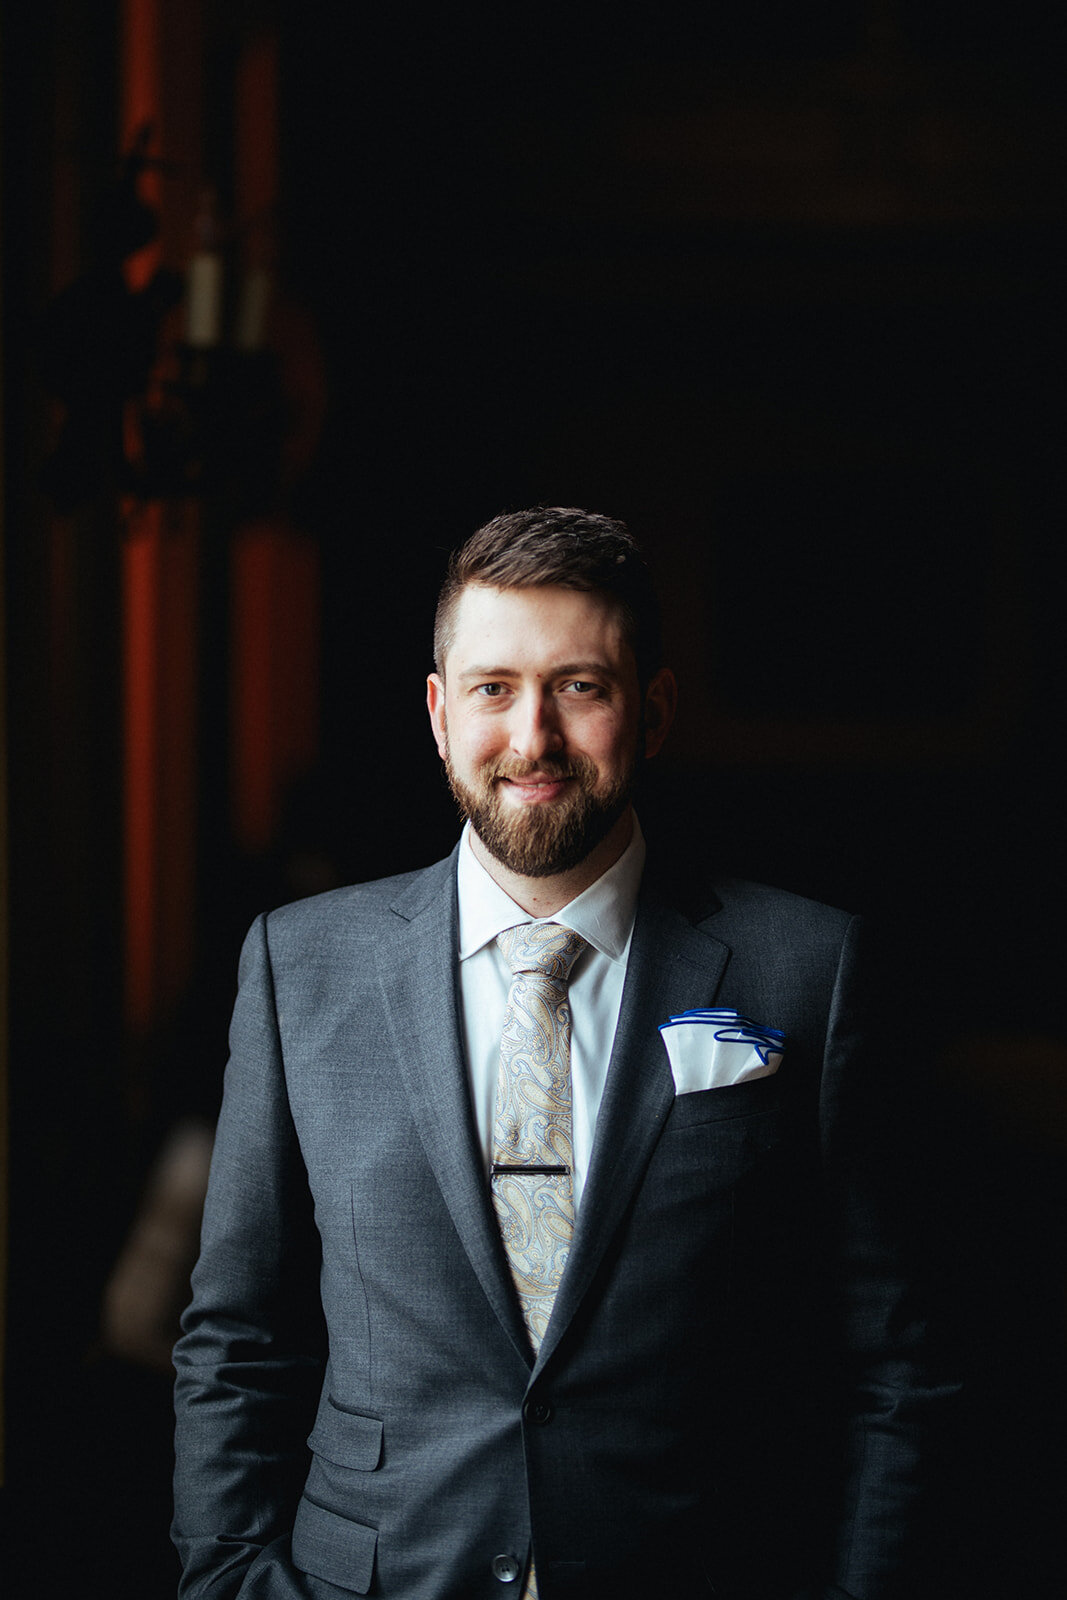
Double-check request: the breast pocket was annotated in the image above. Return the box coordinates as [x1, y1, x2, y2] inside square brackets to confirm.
[663, 1075, 787, 1130]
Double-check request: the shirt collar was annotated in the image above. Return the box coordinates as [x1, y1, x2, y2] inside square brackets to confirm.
[456, 815, 645, 963]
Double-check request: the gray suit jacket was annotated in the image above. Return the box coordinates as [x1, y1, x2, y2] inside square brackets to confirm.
[173, 848, 951, 1600]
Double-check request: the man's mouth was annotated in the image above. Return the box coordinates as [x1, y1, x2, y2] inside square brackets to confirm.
[497, 772, 573, 804]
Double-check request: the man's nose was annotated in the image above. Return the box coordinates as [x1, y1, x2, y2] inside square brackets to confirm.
[509, 690, 563, 763]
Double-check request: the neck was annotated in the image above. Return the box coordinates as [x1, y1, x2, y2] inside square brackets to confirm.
[469, 809, 634, 917]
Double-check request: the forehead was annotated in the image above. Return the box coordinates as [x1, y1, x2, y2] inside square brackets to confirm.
[445, 583, 631, 672]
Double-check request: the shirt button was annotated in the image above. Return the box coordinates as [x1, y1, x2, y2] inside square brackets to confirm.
[524, 1398, 553, 1425]
[492, 1553, 522, 1583]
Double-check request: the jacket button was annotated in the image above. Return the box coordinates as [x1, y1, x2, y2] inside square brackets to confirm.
[492, 1553, 521, 1583]
[524, 1398, 553, 1425]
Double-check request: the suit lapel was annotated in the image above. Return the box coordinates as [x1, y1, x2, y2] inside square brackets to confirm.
[374, 852, 532, 1367]
[535, 891, 731, 1373]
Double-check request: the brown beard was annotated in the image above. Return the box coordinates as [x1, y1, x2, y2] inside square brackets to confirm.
[443, 747, 636, 878]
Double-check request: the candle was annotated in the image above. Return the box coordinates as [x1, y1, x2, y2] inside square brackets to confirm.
[186, 251, 223, 348]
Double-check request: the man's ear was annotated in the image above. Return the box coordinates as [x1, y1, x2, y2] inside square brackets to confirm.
[426, 673, 448, 760]
[643, 667, 677, 759]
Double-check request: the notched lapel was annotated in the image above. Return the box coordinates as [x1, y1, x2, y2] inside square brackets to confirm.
[374, 855, 532, 1366]
[536, 894, 731, 1372]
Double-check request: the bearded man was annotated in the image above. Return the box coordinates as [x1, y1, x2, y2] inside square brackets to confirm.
[173, 508, 953, 1600]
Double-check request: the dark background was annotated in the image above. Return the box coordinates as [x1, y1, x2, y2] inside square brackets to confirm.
[2, 3, 1064, 1595]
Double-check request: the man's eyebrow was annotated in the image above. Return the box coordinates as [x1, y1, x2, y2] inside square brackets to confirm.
[553, 662, 622, 680]
[457, 661, 621, 681]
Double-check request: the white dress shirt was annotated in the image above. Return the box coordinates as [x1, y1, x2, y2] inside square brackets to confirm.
[455, 816, 645, 1210]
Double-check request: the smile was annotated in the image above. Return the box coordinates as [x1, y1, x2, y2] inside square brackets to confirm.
[498, 775, 572, 804]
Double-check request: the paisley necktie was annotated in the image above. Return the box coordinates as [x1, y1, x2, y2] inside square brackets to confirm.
[491, 922, 587, 1352]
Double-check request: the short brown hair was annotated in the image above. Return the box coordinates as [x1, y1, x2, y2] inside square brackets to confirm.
[433, 506, 663, 685]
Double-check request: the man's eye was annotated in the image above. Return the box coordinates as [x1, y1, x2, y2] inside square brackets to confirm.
[476, 683, 505, 697]
[565, 681, 599, 695]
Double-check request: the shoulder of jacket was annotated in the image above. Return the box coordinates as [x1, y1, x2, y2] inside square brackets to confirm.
[260, 851, 456, 944]
[698, 876, 856, 937]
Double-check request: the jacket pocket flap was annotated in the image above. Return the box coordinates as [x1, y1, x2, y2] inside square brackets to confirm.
[292, 1495, 377, 1594]
[308, 1409, 383, 1471]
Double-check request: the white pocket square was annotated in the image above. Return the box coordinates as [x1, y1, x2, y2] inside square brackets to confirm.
[658, 1008, 785, 1094]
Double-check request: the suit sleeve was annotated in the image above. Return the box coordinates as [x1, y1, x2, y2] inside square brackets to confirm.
[815, 915, 961, 1600]
[172, 913, 327, 1598]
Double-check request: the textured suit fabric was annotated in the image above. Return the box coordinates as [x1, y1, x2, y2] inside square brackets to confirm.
[173, 847, 952, 1600]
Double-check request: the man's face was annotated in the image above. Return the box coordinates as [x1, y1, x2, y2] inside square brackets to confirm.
[426, 583, 672, 879]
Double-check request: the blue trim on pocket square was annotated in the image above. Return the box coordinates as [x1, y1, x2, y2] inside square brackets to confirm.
[658, 1008, 785, 1066]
